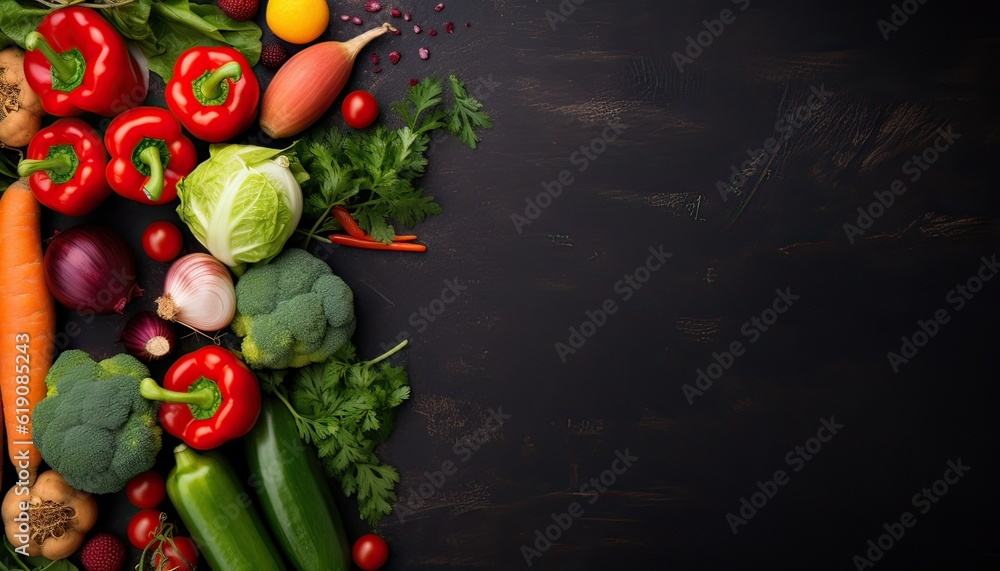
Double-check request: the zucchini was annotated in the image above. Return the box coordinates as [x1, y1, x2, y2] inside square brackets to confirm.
[247, 397, 351, 571]
[166, 444, 287, 570]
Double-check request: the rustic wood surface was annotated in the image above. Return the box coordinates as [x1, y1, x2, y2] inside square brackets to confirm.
[33, 0, 1000, 569]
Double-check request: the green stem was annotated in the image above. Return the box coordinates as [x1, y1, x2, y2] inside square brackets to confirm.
[199, 61, 242, 101]
[139, 146, 164, 201]
[17, 154, 72, 178]
[367, 339, 408, 366]
[140, 378, 216, 410]
[173, 443, 199, 471]
[24, 32, 77, 84]
[273, 390, 329, 435]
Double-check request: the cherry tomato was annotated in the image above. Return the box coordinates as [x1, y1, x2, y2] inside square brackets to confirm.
[352, 534, 389, 570]
[142, 221, 183, 263]
[125, 471, 166, 509]
[151, 536, 199, 571]
[341, 90, 380, 129]
[128, 509, 166, 550]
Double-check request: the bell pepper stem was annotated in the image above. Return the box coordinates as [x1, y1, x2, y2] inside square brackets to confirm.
[140, 378, 217, 410]
[24, 32, 78, 84]
[200, 61, 242, 101]
[17, 154, 73, 178]
[138, 146, 165, 201]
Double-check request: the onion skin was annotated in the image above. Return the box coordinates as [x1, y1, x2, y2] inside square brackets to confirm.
[260, 23, 396, 139]
[43, 225, 141, 315]
[118, 311, 176, 361]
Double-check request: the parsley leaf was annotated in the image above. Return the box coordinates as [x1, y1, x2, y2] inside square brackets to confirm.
[296, 75, 492, 247]
[267, 341, 411, 524]
[447, 75, 494, 149]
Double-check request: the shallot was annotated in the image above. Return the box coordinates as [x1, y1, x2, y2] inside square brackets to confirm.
[260, 23, 397, 138]
[156, 253, 236, 332]
[119, 312, 176, 361]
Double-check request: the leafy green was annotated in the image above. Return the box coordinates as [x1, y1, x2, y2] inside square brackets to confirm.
[0, 0, 47, 47]
[0, 0, 261, 81]
[107, 0, 262, 81]
[267, 341, 411, 524]
[176, 144, 308, 275]
[296, 76, 492, 246]
[0, 148, 23, 189]
[0, 537, 79, 571]
[446, 75, 493, 149]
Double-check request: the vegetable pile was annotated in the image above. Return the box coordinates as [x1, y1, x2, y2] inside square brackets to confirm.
[0, 1, 494, 569]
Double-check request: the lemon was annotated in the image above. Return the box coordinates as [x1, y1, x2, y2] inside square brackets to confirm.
[266, 0, 330, 44]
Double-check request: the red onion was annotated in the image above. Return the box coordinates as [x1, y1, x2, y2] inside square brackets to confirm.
[43, 225, 142, 315]
[119, 312, 176, 361]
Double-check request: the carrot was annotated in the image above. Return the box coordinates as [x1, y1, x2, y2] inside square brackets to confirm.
[0, 180, 55, 485]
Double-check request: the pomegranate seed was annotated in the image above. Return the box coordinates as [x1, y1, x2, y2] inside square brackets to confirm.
[445, 21, 454, 33]
[428, 29, 437, 36]
[365, 1, 382, 12]
[393, 29, 401, 35]
[466, 22, 471, 27]
[340, 14, 350, 21]
[434, 3, 444, 12]
[390, 8, 401, 17]
[413, 25, 421, 33]
[418, 47, 429, 60]
[374, 67, 383, 74]
[404, 12, 411, 21]
[389, 51, 401, 64]
[409, 78, 419, 87]
[371, 53, 380, 64]
[352, 16, 363, 25]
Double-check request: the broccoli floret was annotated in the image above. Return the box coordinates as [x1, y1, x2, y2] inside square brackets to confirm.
[232, 248, 356, 369]
[33, 351, 162, 494]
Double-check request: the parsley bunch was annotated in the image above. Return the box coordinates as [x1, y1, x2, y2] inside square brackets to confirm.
[265, 341, 411, 525]
[297, 75, 493, 245]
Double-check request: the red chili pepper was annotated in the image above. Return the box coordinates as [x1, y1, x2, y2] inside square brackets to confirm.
[331, 206, 367, 238]
[16, 118, 110, 216]
[330, 206, 419, 242]
[105, 107, 198, 205]
[139, 346, 261, 450]
[329, 234, 428, 252]
[23, 7, 146, 117]
[166, 47, 261, 143]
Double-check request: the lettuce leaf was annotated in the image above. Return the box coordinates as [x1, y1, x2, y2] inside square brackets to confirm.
[0, 0, 261, 82]
[108, 0, 262, 81]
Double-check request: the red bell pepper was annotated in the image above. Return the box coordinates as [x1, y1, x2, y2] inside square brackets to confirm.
[23, 6, 146, 117]
[105, 107, 198, 205]
[166, 47, 261, 143]
[139, 346, 261, 450]
[16, 118, 110, 216]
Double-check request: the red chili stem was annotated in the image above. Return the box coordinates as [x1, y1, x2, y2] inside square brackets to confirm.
[329, 234, 427, 252]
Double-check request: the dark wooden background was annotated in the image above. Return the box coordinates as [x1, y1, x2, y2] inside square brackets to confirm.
[35, 0, 1000, 569]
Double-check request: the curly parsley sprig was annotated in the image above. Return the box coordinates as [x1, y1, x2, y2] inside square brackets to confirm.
[264, 341, 411, 524]
[296, 76, 493, 246]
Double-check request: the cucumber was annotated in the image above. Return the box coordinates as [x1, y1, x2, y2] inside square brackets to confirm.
[246, 397, 351, 571]
[166, 444, 287, 571]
